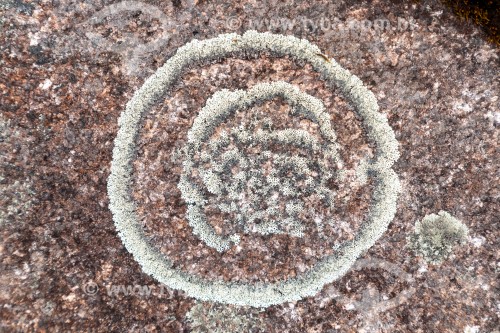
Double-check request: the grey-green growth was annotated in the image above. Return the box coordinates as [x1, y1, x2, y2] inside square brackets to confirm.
[178, 81, 341, 252]
[107, 31, 400, 307]
[186, 302, 266, 333]
[408, 211, 469, 264]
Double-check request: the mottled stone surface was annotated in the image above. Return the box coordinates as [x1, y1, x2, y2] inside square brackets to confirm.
[0, 0, 498, 332]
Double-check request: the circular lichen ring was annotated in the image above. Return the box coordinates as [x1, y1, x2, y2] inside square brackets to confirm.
[107, 31, 401, 307]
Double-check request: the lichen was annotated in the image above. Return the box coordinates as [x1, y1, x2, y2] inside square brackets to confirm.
[408, 211, 469, 264]
[107, 31, 400, 307]
[185, 302, 266, 333]
[178, 81, 341, 251]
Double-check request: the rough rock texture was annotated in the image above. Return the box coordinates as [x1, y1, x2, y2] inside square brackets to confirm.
[0, 0, 498, 332]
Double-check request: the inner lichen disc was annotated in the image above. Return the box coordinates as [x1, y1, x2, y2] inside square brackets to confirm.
[178, 81, 343, 252]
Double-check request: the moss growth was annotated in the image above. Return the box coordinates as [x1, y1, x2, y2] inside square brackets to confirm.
[442, 0, 499, 46]
[408, 211, 469, 264]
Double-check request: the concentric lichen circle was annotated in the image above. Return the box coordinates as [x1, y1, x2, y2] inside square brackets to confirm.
[179, 81, 343, 252]
[107, 31, 401, 307]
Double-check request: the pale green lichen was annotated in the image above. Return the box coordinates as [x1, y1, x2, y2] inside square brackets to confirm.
[107, 31, 400, 307]
[178, 81, 341, 251]
[408, 211, 469, 264]
[185, 302, 266, 333]
[355, 157, 370, 185]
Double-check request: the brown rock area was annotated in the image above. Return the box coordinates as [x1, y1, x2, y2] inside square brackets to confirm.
[0, 0, 498, 332]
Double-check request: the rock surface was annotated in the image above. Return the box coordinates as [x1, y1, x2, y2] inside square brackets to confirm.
[0, 0, 498, 332]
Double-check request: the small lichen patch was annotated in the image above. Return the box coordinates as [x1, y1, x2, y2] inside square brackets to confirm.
[185, 302, 266, 333]
[408, 211, 469, 264]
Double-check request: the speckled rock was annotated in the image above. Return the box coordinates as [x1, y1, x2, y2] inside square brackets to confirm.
[0, 0, 498, 332]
